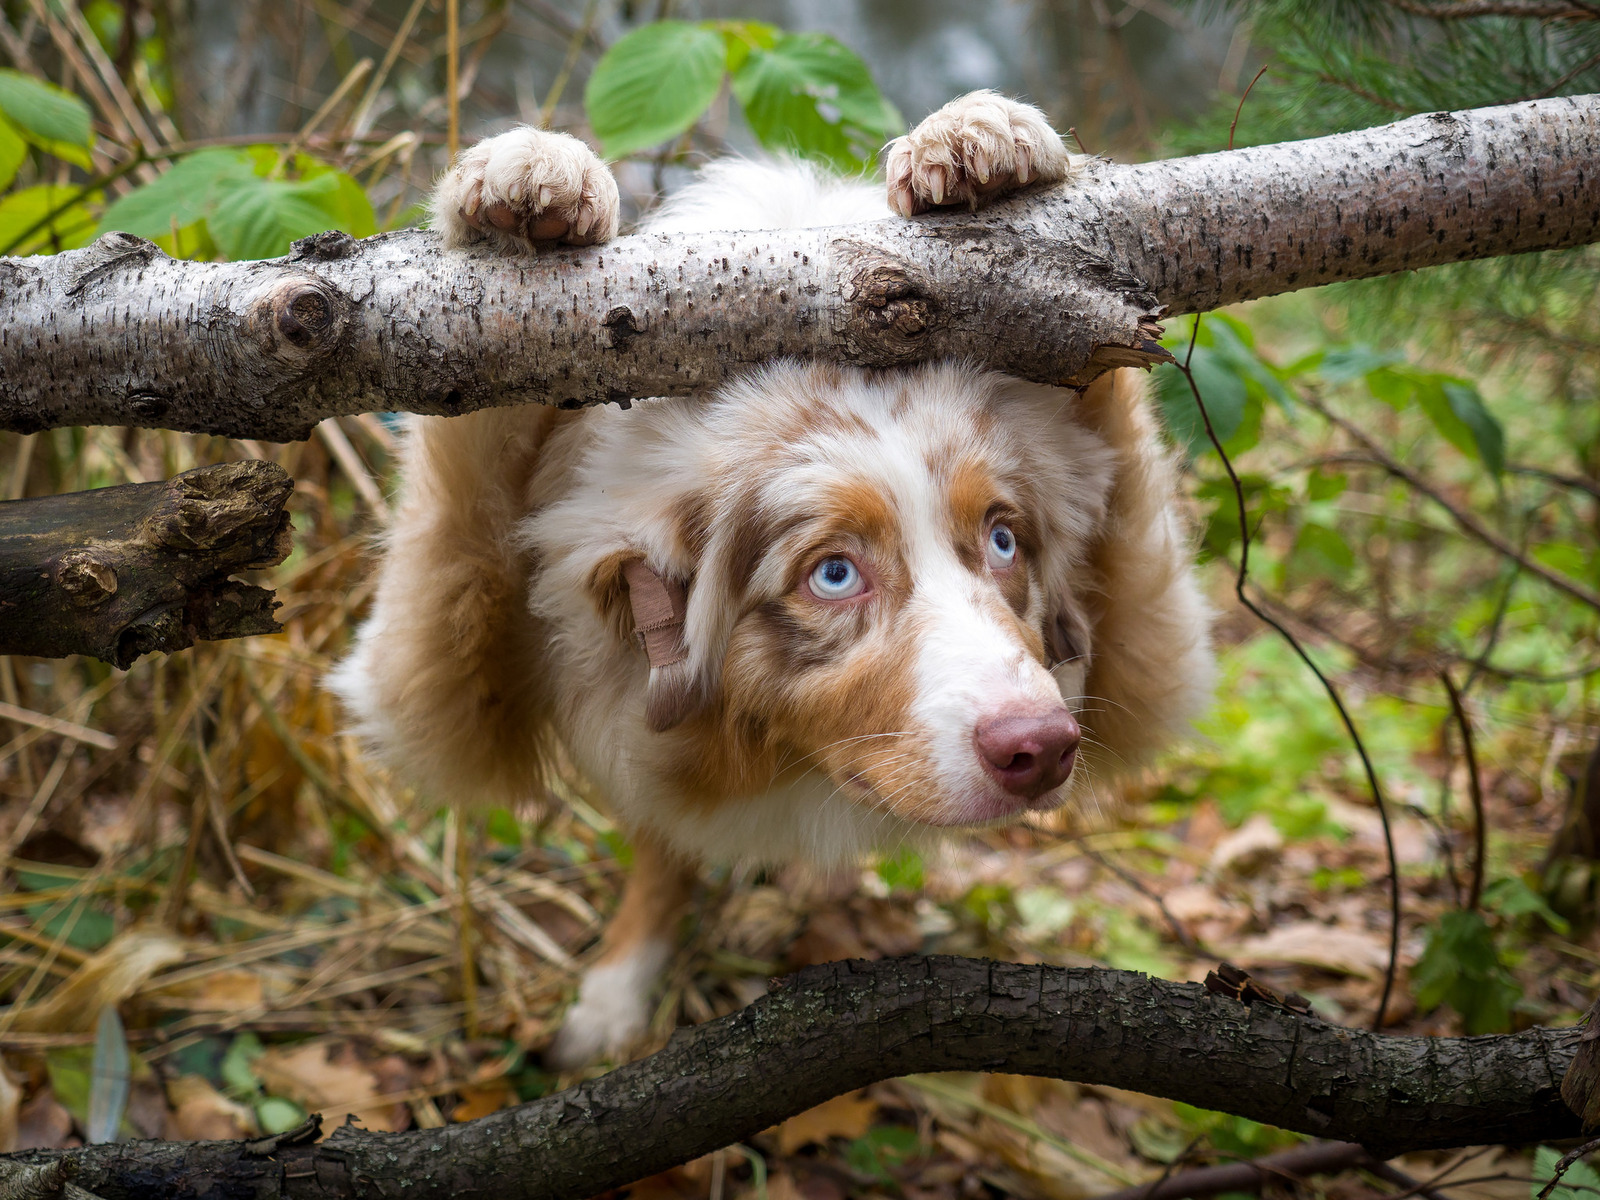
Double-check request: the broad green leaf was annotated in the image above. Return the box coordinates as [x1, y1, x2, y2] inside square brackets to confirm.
[256, 1096, 308, 1135]
[220, 1032, 264, 1097]
[0, 69, 92, 148]
[1416, 378, 1505, 476]
[1413, 909, 1520, 1033]
[1318, 344, 1404, 384]
[876, 847, 925, 893]
[1441, 380, 1505, 476]
[1207, 315, 1297, 414]
[486, 807, 522, 848]
[207, 172, 347, 259]
[731, 31, 902, 172]
[0, 184, 100, 254]
[0, 113, 25, 191]
[1482, 876, 1570, 934]
[97, 148, 256, 239]
[1153, 347, 1249, 454]
[87, 1006, 130, 1145]
[584, 21, 727, 159]
[1363, 365, 1415, 410]
[46, 1047, 94, 1128]
[713, 18, 778, 74]
[1535, 1145, 1600, 1200]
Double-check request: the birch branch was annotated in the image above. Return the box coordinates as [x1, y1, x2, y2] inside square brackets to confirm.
[0, 958, 1583, 1200]
[0, 95, 1594, 440]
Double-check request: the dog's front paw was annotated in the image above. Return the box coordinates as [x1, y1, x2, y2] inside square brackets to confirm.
[432, 127, 620, 252]
[542, 942, 667, 1070]
[886, 91, 1071, 217]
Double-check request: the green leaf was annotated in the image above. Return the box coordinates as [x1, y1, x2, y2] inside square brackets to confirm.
[486, 807, 522, 848]
[1306, 468, 1348, 501]
[1413, 909, 1521, 1033]
[97, 148, 256, 240]
[713, 19, 778, 74]
[87, 1006, 130, 1145]
[584, 21, 727, 159]
[1318, 344, 1404, 384]
[0, 184, 100, 254]
[206, 172, 345, 260]
[220, 1031, 264, 1098]
[1416, 378, 1505, 476]
[0, 113, 25, 191]
[99, 147, 374, 259]
[1154, 347, 1249, 454]
[256, 1095, 308, 1135]
[46, 1047, 94, 1128]
[730, 31, 903, 172]
[1482, 876, 1570, 935]
[1535, 1145, 1600, 1200]
[0, 69, 93, 148]
[876, 847, 924, 893]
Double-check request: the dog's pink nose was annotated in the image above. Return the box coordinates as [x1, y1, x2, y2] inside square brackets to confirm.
[974, 709, 1081, 799]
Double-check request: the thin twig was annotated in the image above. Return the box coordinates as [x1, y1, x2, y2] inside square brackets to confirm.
[1440, 671, 1487, 911]
[1301, 390, 1600, 612]
[1228, 64, 1270, 150]
[1538, 1137, 1600, 1200]
[1177, 317, 1402, 1031]
[1079, 843, 1206, 955]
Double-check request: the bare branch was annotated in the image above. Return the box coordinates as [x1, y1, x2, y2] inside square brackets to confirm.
[0, 958, 1582, 1200]
[0, 95, 1594, 440]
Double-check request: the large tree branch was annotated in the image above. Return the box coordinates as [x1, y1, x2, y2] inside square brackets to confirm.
[0, 95, 1594, 440]
[0, 461, 292, 666]
[0, 958, 1582, 1200]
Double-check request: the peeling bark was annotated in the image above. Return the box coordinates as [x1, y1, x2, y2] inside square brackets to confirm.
[0, 958, 1582, 1200]
[0, 461, 292, 666]
[0, 96, 1593, 440]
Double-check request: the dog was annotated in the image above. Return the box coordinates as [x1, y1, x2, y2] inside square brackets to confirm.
[331, 91, 1214, 1068]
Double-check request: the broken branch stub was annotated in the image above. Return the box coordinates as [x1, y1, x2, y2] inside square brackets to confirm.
[0, 460, 293, 667]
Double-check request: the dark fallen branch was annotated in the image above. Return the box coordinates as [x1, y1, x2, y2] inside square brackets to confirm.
[0, 958, 1582, 1200]
[0, 461, 292, 667]
[0, 96, 1594, 439]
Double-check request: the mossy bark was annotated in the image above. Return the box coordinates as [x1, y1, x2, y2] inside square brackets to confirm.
[0, 460, 292, 666]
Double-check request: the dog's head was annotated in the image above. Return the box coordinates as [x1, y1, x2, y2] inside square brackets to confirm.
[534, 362, 1118, 830]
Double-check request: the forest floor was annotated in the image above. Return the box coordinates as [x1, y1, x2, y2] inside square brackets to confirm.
[0, 411, 1589, 1200]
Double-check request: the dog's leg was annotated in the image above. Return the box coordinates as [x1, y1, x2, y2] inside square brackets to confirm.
[332, 128, 624, 802]
[545, 837, 696, 1069]
[886, 90, 1072, 217]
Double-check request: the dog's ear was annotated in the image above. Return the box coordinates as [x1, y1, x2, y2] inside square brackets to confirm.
[619, 558, 713, 732]
[588, 554, 721, 733]
[1047, 600, 1092, 670]
[1044, 585, 1095, 708]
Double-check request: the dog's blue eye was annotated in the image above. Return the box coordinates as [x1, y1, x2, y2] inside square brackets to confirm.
[987, 523, 1018, 570]
[810, 556, 865, 599]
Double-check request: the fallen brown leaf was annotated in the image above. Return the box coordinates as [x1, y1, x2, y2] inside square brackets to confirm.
[771, 1089, 880, 1154]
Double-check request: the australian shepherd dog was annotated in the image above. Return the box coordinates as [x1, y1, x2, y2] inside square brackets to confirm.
[331, 91, 1214, 1066]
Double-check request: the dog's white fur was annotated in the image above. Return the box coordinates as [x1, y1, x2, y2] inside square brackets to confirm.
[331, 92, 1214, 1065]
